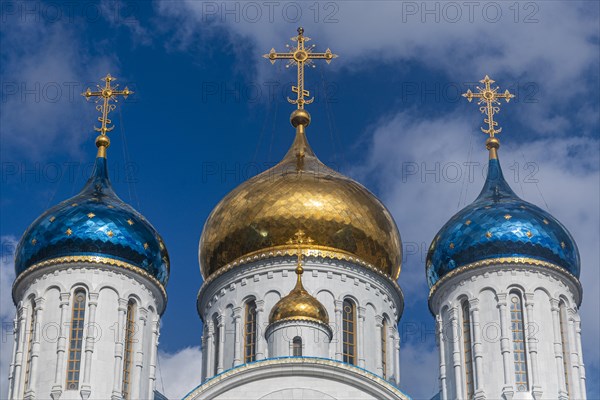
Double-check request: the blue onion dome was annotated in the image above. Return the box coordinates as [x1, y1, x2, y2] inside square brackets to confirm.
[15, 138, 169, 286]
[426, 138, 580, 288]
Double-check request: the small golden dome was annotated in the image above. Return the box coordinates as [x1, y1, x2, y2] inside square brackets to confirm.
[269, 270, 329, 325]
[199, 114, 402, 279]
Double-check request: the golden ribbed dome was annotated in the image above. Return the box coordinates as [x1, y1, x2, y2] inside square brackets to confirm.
[269, 268, 329, 324]
[199, 111, 402, 279]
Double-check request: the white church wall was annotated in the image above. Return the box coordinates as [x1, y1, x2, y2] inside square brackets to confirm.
[430, 264, 584, 400]
[9, 264, 164, 400]
[198, 256, 404, 382]
[266, 319, 330, 358]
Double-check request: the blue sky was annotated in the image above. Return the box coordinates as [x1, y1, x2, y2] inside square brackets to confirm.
[1, 1, 599, 398]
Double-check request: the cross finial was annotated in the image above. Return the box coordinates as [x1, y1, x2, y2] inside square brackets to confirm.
[287, 229, 314, 275]
[82, 74, 133, 157]
[264, 27, 337, 110]
[462, 75, 514, 139]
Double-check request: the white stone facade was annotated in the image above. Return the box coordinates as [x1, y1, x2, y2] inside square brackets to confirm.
[196, 254, 404, 390]
[429, 263, 585, 400]
[8, 263, 165, 400]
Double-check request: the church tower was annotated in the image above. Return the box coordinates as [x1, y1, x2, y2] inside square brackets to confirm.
[186, 29, 408, 399]
[426, 76, 585, 400]
[8, 75, 169, 400]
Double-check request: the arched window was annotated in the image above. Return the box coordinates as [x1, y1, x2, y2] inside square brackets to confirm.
[23, 299, 36, 394]
[342, 299, 356, 365]
[244, 300, 257, 363]
[292, 336, 302, 356]
[381, 318, 387, 379]
[462, 301, 474, 399]
[213, 314, 220, 373]
[559, 301, 571, 396]
[510, 292, 529, 392]
[66, 289, 86, 390]
[122, 300, 136, 399]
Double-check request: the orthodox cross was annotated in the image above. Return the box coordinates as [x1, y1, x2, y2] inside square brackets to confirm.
[462, 75, 514, 137]
[82, 74, 133, 135]
[287, 229, 314, 273]
[264, 27, 337, 109]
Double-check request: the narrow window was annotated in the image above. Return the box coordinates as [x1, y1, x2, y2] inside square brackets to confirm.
[510, 292, 529, 392]
[244, 301, 257, 363]
[559, 302, 571, 396]
[213, 314, 220, 373]
[292, 336, 302, 356]
[462, 301, 474, 399]
[342, 299, 356, 365]
[66, 290, 86, 390]
[122, 300, 136, 399]
[381, 319, 387, 379]
[23, 300, 36, 394]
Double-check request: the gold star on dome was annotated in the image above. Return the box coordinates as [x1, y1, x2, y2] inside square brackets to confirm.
[543, 219, 549, 225]
[71, 203, 78, 207]
[561, 241, 566, 249]
[449, 243, 454, 249]
[31, 238, 37, 245]
[485, 231, 492, 238]
[504, 214, 512, 220]
[463, 75, 514, 138]
[143, 242, 149, 250]
[66, 228, 73, 236]
[107, 230, 114, 238]
[465, 220, 472, 226]
[526, 231, 533, 238]
[49, 216, 56, 222]
[127, 219, 134, 225]
[87, 212, 95, 219]
[264, 27, 337, 110]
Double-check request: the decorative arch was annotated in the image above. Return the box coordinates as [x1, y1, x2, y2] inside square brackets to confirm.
[477, 285, 499, 299]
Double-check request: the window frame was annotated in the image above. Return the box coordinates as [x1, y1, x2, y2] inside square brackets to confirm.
[509, 291, 529, 392]
[462, 301, 475, 399]
[65, 289, 87, 391]
[121, 299, 136, 399]
[559, 301, 571, 396]
[342, 299, 357, 365]
[292, 336, 302, 356]
[381, 318, 387, 379]
[244, 300, 257, 363]
[23, 299, 36, 395]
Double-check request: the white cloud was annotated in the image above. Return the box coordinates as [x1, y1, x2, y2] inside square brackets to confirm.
[0, 1, 118, 160]
[400, 339, 440, 399]
[353, 110, 600, 397]
[156, 346, 203, 399]
[0, 236, 18, 398]
[155, 1, 599, 136]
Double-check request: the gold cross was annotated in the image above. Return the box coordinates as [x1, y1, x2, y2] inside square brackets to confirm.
[462, 75, 514, 137]
[82, 74, 133, 135]
[287, 229, 314, 272]
[264, 27, 337, 109]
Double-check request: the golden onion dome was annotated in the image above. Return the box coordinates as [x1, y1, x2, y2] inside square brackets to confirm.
[199, 110, 402, 279]
[269, 266, 329, 325]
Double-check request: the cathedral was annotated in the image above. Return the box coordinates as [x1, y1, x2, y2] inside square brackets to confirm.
[6, 29, 586, 400]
